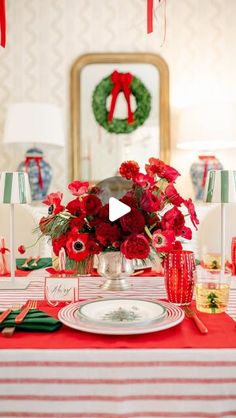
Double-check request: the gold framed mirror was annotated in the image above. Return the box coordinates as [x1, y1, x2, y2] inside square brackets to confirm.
[70, 53, 170, 182]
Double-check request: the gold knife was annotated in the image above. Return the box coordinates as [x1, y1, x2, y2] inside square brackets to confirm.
[183, 306, 208, 334]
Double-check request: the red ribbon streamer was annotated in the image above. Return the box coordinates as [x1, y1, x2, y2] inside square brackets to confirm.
[199, 155, 221, 187]
[0, 0, 6, 48]
[46, 267, 76, 276]
[108, 70, 134, 124]
[25, 156, 44, 189]
[147, 0, 153, 34]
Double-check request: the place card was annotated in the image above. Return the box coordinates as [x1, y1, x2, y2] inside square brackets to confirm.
[45, 277, 79, 303]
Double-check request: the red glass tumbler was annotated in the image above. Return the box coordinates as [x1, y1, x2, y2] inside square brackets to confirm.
[164, 250, 196, 305]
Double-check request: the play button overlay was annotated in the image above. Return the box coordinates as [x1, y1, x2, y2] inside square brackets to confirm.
[109, 197, 131, 222]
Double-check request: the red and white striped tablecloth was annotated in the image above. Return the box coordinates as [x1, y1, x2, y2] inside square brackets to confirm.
[0, 275, 236, 418]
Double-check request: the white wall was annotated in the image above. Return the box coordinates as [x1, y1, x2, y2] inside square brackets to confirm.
[0, 0, 236, 199]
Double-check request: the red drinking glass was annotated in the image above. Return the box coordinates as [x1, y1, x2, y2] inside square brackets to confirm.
[164, 250, 196, 305]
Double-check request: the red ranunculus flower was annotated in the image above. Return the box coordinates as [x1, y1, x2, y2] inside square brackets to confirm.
[99, 204, 109, 221]
[86, 238, 102, 255]
[121, 234, 150, 259]
[66, 232, 90, 261]
[68, 180, 89, 197]
[183, 198, 199, 230]
[145, 157, 180, 182]
[96, 223, 121, 246]
[120, 191, 138, 208]
[52, 234, 68, 256]
[69, 216, 84, 231]
[161, 206, 185, 236]
[152, 229, 175, 252]
[133, 173, 155, 189]
[165, 183, 184, 206]
[66, 198, 81, 216]
[42, 192, 64, 214]
[172, 240, 183, 250]
[120, 208, 145, 234]
[181, 226, 192, 240]
[140, 190, 162, 212]
[119, 160, 140, 180]
[80, 194, 102, 216]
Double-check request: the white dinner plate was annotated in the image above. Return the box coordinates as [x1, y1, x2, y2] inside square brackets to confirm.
[58, 299, 184, 335]
[77, 298, 166, 327]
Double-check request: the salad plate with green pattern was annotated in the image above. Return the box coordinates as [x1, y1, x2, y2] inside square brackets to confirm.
[58, 298, 184, 335]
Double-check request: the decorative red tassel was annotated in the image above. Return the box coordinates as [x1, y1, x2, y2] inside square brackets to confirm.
[0, 0, 6, 48]
[147, 0, 153, 34]
[25, 156, 44, 189]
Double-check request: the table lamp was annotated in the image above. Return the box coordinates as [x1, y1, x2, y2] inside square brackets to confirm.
[0, 172, 31, 289]
[3, 102, 64, 201]
[204, 170, 236, 277]
[176, 103, 236, 201]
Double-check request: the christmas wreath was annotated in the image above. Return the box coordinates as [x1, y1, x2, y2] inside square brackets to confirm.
[92, 70, 151, 134]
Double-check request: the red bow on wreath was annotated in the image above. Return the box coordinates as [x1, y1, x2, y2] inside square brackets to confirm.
[0, 0, 6, 48]
[108, 70, 134, 125]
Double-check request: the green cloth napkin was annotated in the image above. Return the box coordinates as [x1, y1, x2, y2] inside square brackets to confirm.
[0, 309, 61, 332]
[16, 258, 52, 271]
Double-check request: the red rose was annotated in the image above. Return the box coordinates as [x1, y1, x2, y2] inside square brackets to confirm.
[66, 198, 81, 216]
[140, 190, 163, 212]
[120, 208, 145, 234]
[121, 234, 150, 259]
[183, 198, 199, 230]
[42, 192, 64, 215]
[52, 234, 68, 256]
[145, 157, 180, 182]
[96, 223, 121, 246]
[161, 206, 185, 236]
[152, 229, 175, 252]
[165, 183, 184, 206]
[80, 194, 102, 216]
[119, 160, 140, 180]
[66, 232, 90, 261]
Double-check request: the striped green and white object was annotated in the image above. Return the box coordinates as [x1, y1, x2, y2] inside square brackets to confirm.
[204, 170, 236, 203]
[0, 172, 31, 204]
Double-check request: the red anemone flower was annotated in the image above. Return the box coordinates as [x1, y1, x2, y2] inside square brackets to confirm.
[66, 232, 90, 261]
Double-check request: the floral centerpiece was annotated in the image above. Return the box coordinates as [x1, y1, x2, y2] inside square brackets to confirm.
[18, 157, 199, 275]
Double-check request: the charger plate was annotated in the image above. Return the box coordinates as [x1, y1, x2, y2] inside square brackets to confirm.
[77, 298, 166, 327]
[58, 299, 184, 335]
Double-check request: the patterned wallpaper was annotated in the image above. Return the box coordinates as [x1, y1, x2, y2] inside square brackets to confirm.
[0, 0, 236, 196]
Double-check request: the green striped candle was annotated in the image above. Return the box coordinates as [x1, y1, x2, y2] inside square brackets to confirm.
[0, 172, 31, 204]
[204, 170, 236, 203]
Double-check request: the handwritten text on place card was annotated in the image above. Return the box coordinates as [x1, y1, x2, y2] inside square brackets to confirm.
[45, 278, 79, 301]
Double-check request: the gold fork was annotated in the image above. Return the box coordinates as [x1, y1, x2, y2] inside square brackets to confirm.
[15, 300, 37, 324]
[1, 305, 21, 337]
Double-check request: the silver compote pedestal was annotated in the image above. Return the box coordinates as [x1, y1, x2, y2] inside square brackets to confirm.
[97, 251, 134, 291]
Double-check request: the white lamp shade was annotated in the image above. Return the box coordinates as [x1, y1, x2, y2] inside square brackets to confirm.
[3, 103, 64, 146]
[0, 172, 31, 204]
[176, 103, 236, 151]
[204, 170, 236, 203]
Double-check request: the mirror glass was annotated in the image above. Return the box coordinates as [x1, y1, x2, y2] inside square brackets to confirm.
[71, 54, 170, 182]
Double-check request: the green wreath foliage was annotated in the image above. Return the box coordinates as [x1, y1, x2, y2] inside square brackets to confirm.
[92, 74, 151, 134]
